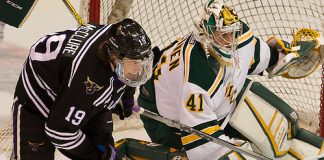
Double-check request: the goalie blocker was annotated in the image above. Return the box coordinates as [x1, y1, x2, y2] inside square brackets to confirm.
[230, 79, 324, 159]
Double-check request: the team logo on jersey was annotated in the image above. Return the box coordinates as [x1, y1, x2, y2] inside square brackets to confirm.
[84, 76, 104, 94]
[28, 141, 45, 152]
[225, 83, 237, 104]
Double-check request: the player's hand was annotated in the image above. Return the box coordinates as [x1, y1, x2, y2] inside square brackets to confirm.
[112, 86, 135, 120]
[112, 98, 134, 120]
[97, 144, 117, 160]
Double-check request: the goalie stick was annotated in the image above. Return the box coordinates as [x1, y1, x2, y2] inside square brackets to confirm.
[132, 106, 271, 160]
[62, 0, 85, 25]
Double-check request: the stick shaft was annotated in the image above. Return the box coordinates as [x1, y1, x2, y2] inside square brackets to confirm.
[62, 0, 85, 25]
[134, 106, 271, 160]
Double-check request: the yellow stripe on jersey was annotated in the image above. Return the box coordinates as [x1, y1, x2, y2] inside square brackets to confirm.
[208, 66, 225, 95]
[238, 29, 253, 44]
[181, 125, 221, 145]
[184, 43, 194, 82]
[244, 97, 289, 157]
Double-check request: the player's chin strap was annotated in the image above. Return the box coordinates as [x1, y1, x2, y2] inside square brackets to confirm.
[267, 28, 323, 79]
[132, 106, 272, 160]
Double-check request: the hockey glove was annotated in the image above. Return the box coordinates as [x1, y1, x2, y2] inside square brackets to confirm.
[112, 99, 134, 120]
[96, 144, 117, 160]
[112, 86, 135, 120]
[267, 28, 322, 79]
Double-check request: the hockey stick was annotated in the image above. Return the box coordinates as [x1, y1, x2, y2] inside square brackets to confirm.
[132, 106, 271, 160]
[62, 0, 85, 25]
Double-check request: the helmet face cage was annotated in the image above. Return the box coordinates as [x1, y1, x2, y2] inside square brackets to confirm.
[115, 52, 154, 87]
[205, 21, 242, 53]
[195, 0, 243, 65]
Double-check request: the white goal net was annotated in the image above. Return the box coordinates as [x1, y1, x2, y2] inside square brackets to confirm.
[1, 0, 324, 159]
[86, 0, 324, 133]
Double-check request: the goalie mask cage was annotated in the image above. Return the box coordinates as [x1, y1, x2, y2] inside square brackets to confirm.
[0, 0, 323, 159]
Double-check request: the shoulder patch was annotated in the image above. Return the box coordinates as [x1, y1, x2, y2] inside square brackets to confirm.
[84, 76, 104, 94]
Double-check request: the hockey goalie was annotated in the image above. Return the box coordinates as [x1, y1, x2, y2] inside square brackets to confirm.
[137, 0, 324, 159]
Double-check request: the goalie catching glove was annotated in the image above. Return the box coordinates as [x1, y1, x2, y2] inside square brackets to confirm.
[267, 28, 324, 79]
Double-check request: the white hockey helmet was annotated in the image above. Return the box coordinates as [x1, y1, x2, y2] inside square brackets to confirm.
[194, 0, 242, 65]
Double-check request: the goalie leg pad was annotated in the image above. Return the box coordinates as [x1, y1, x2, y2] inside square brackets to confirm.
[283, 128, 324, 159]
[230, 81, 298, 158]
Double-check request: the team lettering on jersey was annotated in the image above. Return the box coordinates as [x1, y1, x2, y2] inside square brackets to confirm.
[153, 55, 167, 81]
[169, 39, 183, 71]
[154, 37, 187, 81]
[62, 24, 97, 56]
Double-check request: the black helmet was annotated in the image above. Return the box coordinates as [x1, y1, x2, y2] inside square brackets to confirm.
[106, 18, 152, 60]
[105, 18, 154, 87]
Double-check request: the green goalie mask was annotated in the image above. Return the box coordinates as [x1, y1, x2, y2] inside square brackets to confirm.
[194, 0, 242, 66]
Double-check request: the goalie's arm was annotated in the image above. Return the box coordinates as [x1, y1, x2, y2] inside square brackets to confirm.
[247, 36, 280, 76]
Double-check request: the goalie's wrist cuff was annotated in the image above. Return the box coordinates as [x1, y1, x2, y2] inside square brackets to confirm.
[267, 53, 298, 78]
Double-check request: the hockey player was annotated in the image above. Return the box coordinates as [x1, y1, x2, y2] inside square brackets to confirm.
[11, 18, 153, 160]
[138, 0, 324, 159]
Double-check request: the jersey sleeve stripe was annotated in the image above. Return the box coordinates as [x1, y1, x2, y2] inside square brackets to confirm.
[51, 132, 82, 147]
[68, 24, 112, 87]
[53, 133, 86, 150]
[183, 36, 194, 82]
[248, 38, 261, 74]
[45, 130, 81, 141]
[186, 119, 221, 133]
[21, 63, 49, 117]
[28, 59, 57, 100]
[182, 137, 209, 151]
[93, 77, 114, 106]
[237, 35, 254, 49]
[45, 124, 79, 137]
[238, 29, 253, 43]
[181, 125, 222, 145]
[181, 119, 223, 149]
[106, 98, 120, 110]
[45, 124, 86, 150]
[182, 129, 224, 151]
[208, 66, 225, 96]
